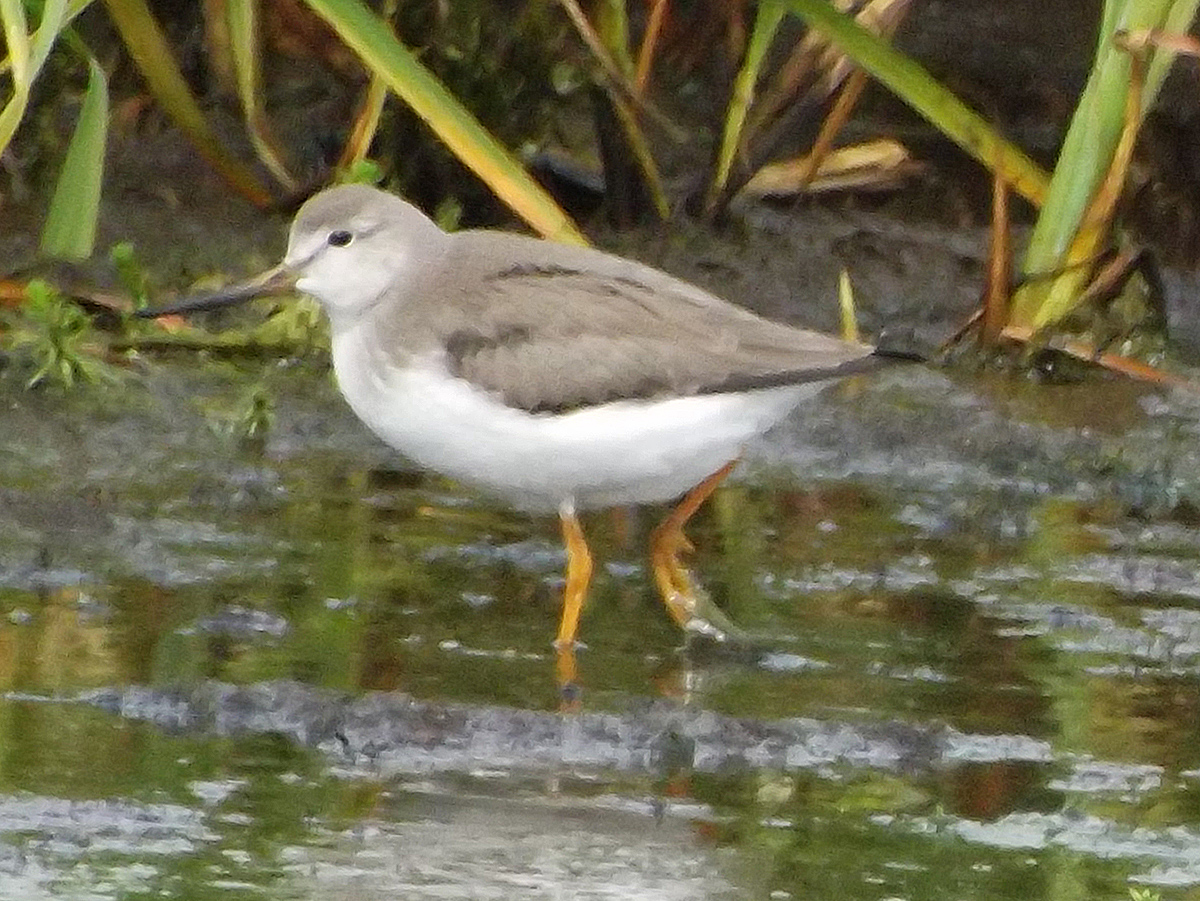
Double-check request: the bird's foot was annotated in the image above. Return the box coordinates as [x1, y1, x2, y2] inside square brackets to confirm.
[554, 639, 582, 708]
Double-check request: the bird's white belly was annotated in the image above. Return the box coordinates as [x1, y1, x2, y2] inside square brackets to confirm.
[332, 333, 821, 511]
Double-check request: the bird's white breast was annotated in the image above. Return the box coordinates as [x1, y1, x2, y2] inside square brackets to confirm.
[330, 321, 822, 512]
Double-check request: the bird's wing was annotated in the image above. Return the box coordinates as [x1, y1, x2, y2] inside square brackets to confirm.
[407, 231, 880, 414]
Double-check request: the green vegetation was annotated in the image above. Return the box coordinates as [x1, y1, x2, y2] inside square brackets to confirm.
[6, 280, 119, 388]
[2, 0, 1197, 378]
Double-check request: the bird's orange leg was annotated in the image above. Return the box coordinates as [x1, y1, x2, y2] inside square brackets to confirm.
[649, 460, 737, 630]
[555, 504, 593, 690]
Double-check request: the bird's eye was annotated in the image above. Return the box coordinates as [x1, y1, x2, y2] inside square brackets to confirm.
[328, 229, 353, 247]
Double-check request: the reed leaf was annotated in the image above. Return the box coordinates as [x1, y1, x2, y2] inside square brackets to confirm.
[0, 0, 70, 154]
[101, 0, 271, 206]
[227, 0, 297, 190]
[709, 0, 786, 209]
[1012, 0, 1199, 329]
[302, 0, 587, 245]
[40, 55, 108, 261]
[779, 0, 1050, 206]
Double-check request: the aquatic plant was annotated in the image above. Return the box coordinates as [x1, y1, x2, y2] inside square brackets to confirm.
[6, 280, 118, 388]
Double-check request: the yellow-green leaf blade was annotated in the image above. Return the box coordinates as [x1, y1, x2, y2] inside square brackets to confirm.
[0, 0, 71, 154]
[40, 55, 108, 261]
[303, 0, 587, 246]
[779, 0, 1050, 206]
[227, 0, 296, 189]
[101, 0, 271, 206]
[710, 0, 785, 204]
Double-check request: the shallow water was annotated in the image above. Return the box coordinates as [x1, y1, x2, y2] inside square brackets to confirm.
[4, 358, 1200, 900]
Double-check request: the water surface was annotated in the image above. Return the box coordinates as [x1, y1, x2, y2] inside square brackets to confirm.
[4, 360, 1200, 899]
